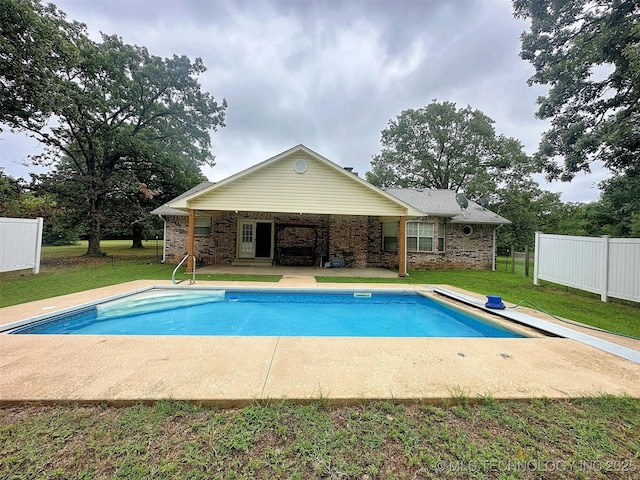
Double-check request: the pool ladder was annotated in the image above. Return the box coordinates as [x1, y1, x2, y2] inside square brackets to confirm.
[172, 254, 197, 285]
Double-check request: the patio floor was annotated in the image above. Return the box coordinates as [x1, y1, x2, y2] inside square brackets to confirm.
[1, 278, 639, 406]
[194, 264, 399, 278]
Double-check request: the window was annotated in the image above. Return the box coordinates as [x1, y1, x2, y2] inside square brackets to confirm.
[382, 221, 398, 251]
[194, 216, 211, 236]
[407, 222, 434, 252]
[437, 222, 445, 251]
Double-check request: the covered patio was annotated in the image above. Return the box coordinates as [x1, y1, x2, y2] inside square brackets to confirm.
[155, 145, 424, 278]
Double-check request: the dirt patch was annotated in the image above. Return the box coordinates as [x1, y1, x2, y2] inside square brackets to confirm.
[41, 256, 113, 268]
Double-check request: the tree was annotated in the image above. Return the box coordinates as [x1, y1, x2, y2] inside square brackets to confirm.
[36, 144, 208, 248]
[0, 0, 83, 131]
[0, 171, 24, 216]
[494, 178, 566, 248]
[0, 171, 76, 244]
[594, 170, 640, 237]
[367, 101, 534, 198]
[1, 1, 226, 256]
[514, 0, 640, 180]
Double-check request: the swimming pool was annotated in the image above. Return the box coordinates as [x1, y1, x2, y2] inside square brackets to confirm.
[8, 287, 523, 338]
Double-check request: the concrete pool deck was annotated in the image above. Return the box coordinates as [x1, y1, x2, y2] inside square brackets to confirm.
[1, 278, 639, 406]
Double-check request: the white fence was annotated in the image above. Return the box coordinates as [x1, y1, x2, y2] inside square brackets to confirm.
[0, 217, 44, 274]
[534, 232, 640, 303]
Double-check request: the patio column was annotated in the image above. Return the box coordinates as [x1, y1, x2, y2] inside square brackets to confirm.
[187, 208, 195, 272]
[398, 216, 407, 277]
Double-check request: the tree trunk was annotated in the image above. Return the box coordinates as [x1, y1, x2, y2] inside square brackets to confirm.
[85, 192, 103, 256]
[86, 216, 103, 256]
[131, 222, 144, 248]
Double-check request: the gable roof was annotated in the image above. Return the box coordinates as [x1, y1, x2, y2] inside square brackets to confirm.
[384, 188, 511, 224]
[151, 181, 214, 217]
[163, 144, 424, 217]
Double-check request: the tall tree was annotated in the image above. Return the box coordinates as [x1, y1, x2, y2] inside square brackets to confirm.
[514, 0, 640, 180]
[494, 178, 566, 248]
[1, 1, 226, 256]
[0, 0, 83, 131]
[367, 101, 533, 197]
[595, 170, 640, 237]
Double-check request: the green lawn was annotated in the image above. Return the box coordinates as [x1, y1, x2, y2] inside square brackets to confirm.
[1, 240, 639, 338]
[2, 241, 639, 479]
[1, 397, 639, 479]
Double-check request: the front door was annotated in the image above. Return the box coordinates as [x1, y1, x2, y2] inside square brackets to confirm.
[238, 221, 273, 259]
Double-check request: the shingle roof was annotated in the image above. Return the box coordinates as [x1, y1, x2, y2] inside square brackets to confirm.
[384, 188, 511, 224]
[150, 181, 214, 216]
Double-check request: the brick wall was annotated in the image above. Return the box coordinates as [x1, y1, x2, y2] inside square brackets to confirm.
[405, 223, 495, 270]
[164, 212, 331, 265]
[162, 213, 496, 270]
[365, 220, 496, 270]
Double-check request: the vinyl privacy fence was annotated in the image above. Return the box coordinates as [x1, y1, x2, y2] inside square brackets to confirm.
[0, 217, 44, 274]
[534, 232, 640, 303]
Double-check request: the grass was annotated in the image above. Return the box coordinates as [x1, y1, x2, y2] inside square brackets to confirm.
[1, 241, 639, 478]
[1, 397, 639, 479]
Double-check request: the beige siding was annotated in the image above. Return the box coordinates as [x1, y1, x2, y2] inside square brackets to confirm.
[176, 151, 416, 216]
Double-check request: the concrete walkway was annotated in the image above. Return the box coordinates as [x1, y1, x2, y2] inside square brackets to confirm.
[1, 279, 639, 406]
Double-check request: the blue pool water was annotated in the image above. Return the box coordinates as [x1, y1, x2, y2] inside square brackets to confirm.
[10, 289, 522, 338]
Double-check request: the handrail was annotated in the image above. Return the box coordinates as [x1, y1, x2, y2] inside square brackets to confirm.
[172, 254, 197, 285]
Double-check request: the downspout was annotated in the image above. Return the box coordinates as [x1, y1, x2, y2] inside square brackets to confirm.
[492, 225, 503, 271]
[159, 215, 167, 263]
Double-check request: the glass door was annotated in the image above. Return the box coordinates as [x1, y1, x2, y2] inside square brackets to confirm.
[238, 221, 255, 258]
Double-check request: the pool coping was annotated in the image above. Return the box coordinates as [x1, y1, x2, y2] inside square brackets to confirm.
[1, 279, 639, 405]
[432, 287, 640, 364]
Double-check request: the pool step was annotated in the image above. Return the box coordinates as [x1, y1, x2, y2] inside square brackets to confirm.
[277, 275, 317, 287]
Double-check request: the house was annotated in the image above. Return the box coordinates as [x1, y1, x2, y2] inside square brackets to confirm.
[151, 145, 510, 276]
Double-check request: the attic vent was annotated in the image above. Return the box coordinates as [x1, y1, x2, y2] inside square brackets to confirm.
[293, 159, 308, 174]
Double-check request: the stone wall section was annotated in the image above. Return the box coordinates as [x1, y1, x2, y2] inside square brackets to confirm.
[163, 213, 495, 270]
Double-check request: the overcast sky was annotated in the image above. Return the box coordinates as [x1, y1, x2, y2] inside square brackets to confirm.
[0, 0, 610, 203]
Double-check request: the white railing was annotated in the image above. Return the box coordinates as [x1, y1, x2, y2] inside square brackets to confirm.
[0, 217, 44, 274]
[172, 253, 197, 284]
[534, 232, 640, 303]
